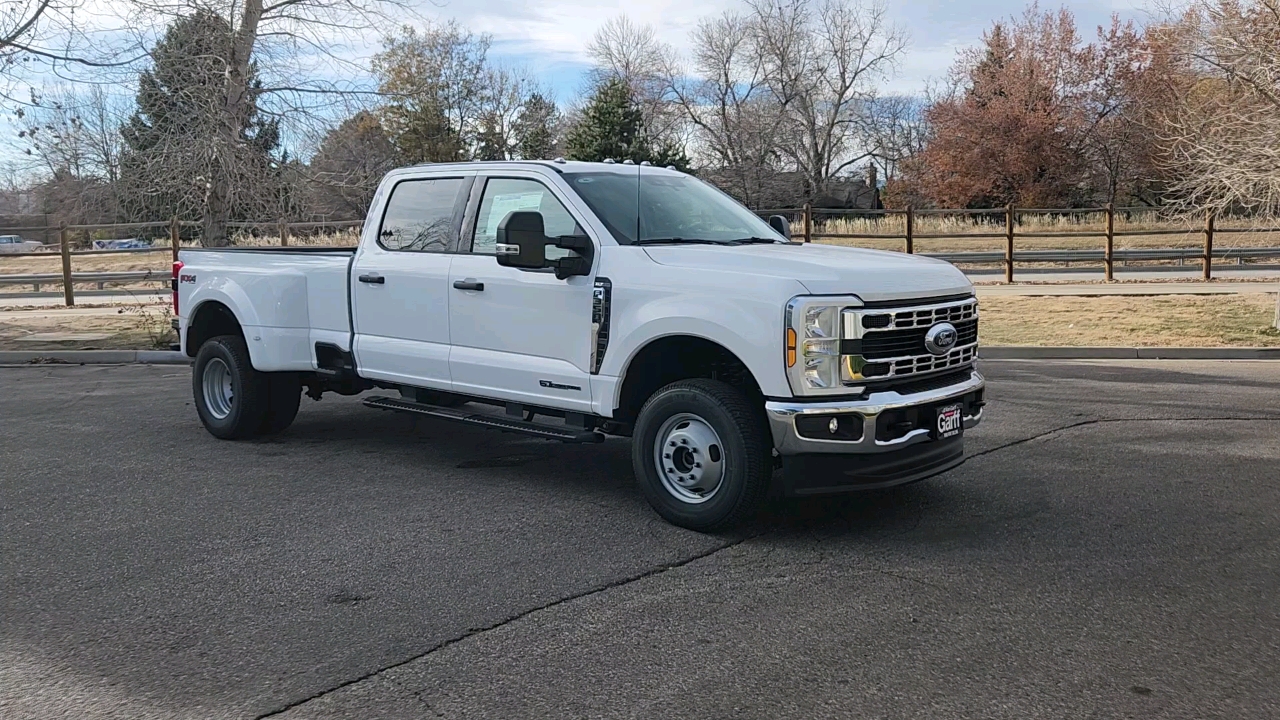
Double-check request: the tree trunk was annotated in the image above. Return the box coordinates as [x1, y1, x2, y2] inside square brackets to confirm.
[196, 0, 263, 249]
[201, 177, 231, 247]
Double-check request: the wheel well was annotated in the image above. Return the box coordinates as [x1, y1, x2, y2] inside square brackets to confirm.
[615, 336, 763, 422]
[185, 302, 243, 357]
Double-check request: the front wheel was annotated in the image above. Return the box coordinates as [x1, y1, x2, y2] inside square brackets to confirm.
[632, 379, 773, 531]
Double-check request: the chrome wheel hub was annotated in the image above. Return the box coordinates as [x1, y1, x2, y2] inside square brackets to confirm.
[653, 413, 725, 504]
[202, 357, 235, 420]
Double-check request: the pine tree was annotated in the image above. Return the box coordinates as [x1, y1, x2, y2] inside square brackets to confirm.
[118, 10, 280, 241]
[474, 114, 507, 161]
[513, 93, 559, 160]
[566, 79, 689, 170]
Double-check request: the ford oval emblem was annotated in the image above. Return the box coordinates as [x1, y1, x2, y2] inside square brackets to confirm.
[924, 322, 959, 356]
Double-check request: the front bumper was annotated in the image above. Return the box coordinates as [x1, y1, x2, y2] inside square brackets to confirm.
[764, 370, 985, 456]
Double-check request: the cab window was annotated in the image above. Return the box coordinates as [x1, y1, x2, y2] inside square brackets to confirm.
[471, 178, 583, 259]
[378, 177, 469, 252]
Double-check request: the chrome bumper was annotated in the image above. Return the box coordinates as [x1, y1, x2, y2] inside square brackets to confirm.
[765, 370, 985, 455]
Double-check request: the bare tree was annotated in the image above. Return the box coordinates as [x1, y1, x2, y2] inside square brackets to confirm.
[745, 0, 907, 197]
[120, 0, 410, 245]
[858, 94, 926, 185]
[22, 84, 124, 182]
[18, 84, 127, 221]
[306, 109, 397, 218]
[587, 15, 685, 149]
[374, 21, 494, 162]
[1155, 0, 1280, 216]
[667, 10, 787, 206]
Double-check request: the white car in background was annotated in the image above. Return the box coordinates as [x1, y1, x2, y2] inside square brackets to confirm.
[0, 235, 43, 253]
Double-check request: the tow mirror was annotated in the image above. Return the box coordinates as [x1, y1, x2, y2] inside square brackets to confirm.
[496, 211, 549, 269]
[768, 215, 791, 240]
[495, 210, 593, 279]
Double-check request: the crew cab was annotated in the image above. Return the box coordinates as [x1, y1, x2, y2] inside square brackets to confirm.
[175, 161, 985, 530]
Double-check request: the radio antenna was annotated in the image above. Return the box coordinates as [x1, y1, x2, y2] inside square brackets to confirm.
[636, 159, 642, 243]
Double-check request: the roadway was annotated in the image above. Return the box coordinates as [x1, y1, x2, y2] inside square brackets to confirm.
[2, 361, 1279, 718]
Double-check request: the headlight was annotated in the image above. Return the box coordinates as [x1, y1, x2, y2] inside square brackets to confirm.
[785, 296, 863, 395]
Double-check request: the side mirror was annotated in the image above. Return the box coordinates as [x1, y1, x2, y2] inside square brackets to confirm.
[495, 210, 594, 279]
[496, 211, 550, 269]
[768, 215, 791, 240]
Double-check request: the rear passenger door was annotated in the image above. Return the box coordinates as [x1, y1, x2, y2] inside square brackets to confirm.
[351, 172, 474, 390]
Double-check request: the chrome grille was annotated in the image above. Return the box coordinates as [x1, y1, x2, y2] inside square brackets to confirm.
[841, 297, 979, 382]
[891, 345, 977, 376]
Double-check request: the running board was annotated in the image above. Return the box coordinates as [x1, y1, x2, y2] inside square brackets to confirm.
[363, 395, 605, 444]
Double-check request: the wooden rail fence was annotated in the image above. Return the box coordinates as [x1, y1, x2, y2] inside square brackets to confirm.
[0, 218, 361, 306]
[755, 205, 1280, 283]
[4, 208, 1280, 307]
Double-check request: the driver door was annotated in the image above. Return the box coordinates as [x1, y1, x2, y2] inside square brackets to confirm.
[448, 173, 597, 412]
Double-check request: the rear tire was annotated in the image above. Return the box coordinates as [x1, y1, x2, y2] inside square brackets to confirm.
[632, 379, 772, 531]
[259, 372, 302, 435]
[193, 335, 268, 440]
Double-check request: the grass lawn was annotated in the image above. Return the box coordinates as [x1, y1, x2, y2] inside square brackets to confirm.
[978, 294, 1280, 347]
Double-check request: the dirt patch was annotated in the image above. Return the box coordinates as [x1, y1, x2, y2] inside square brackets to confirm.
[0, 302, 175, 350]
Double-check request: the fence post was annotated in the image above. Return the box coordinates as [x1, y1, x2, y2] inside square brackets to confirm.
[802, 203, 812, 243]
[170, 216, 180, 264]
[279, 219, 290, 247]
[59, 222, 74, 307]
[905, 205, 914, 254]
[1005, 204, 1015, 283]
[1203, 210, 1214, 281]
[1104, 203, 1115, 282]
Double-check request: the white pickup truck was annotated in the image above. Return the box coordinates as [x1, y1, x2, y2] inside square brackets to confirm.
[175, 160, 985, 530]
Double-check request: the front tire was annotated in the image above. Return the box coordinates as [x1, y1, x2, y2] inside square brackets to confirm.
[193, 335, 269, 440]
[632, 379, 773, 531]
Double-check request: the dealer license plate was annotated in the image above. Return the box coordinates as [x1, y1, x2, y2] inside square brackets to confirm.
[936, 403, 963, 439]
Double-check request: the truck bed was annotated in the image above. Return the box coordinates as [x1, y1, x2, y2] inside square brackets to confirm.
[178, 247, 357, 371]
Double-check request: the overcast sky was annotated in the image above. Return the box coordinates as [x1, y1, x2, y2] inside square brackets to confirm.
[429, 0, 1151, 101]
[2, 0, 1153, 177]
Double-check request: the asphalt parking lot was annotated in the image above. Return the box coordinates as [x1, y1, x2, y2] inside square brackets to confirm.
[2, 359, 1279, 719]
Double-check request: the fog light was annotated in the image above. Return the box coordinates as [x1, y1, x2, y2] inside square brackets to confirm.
[795, 414, 864, 441]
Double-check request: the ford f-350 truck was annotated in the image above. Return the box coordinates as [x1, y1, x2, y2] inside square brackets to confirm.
[175, 161, 985, 530]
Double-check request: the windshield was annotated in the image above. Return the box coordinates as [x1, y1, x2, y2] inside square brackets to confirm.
[562, 170, 785, 245]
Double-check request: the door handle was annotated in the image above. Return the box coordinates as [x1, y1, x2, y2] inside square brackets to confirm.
[452, 279, 484, 291]
[358, 274, 385, 284]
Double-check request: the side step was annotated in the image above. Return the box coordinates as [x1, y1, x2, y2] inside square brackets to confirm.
[363, 395, 605, 444]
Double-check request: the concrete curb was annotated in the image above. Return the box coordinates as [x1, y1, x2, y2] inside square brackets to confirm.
[0, 350, 190, 365]
[981, 347, 1280, 360]
[2, 347, 1278, 366]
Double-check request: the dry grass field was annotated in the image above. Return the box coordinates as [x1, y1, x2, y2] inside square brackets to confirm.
[3, 293, 1277, 351]
[978, 294, 1280, 347]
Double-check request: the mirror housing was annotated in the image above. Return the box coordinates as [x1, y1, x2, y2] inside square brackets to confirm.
[768, 215, 791, 240]
[495, 210, 593, 279]
[495, 211, 549, 269]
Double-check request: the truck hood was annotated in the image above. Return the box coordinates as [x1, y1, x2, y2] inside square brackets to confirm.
[643, 243, 973, 302]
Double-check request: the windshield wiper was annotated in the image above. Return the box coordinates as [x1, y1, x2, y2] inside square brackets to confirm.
[632, 237, 724, 246]
[725, 237, 781, 245]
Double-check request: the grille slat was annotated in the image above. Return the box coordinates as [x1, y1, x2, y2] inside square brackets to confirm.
[842, 297, 979, 382]
[858, 318, 978, 360]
